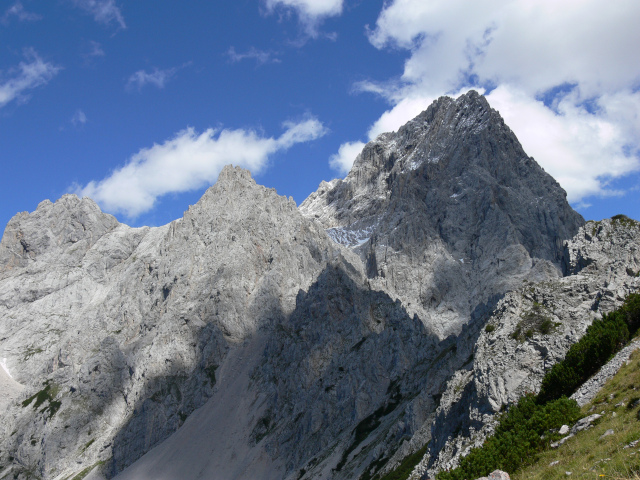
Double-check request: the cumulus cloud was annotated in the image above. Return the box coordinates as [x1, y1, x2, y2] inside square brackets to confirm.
[1, 2, 41, 24]
[227, 46, 281, 66]
[487, 85, 639, 201]
[74, 118, 328, 217]
[0, 49, 60, 109]
[329, 141, 366, 175]
[264, 0, 343, 37]
[71, 0, 125, 29]
[339, 0, 640, 203]
[126, 67, 176, 91]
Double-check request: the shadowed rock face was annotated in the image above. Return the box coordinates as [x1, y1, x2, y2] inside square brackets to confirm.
[0, 166, 357, 479]
[0, 92, 607, 480]
[301, 90, 584, 337]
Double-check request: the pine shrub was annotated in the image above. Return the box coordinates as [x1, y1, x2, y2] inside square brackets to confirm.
[436, 395, 580, 480]
[436, 292, 640, 480]
[537, 293, 640, 404]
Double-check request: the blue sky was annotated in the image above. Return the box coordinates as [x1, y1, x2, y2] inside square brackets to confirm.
[1, 0, 639, 230]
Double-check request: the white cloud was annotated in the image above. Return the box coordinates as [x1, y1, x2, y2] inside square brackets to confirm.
[264, 0, 343, 37]
[227, 46, 281, 65]
[71, 0, 125, 29]
[88, 41, 105, 57]
[0, 49, 60, 109]
[335, 0, 640, 203]
[71, 109, 87, 126]
[329, 141, 365, 175]
[486, 85, 639, 201]
[1, 2, 41, 24]
[74, 118, 327, 218]
[126, 67, 176, 91]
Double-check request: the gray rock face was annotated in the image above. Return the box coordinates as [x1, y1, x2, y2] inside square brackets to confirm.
[0, 164, 480, 480]
[0, 166, 357, 479]
[0, 92, 635, 480]
[301, 90, 584, 337]
[415, 217, 640, 478]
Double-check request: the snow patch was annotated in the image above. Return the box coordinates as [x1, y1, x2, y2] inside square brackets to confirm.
[1, 358, 13, 379]
[326, 225, 376, 248]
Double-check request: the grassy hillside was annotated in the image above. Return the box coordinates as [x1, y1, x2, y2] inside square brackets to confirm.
[514, 349, 640, 480]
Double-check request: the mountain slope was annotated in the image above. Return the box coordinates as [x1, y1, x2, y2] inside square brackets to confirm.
[1, 92, 633, 480]
[0, 166, 356, 478]
[414, 217, 640, 479]
[301, 91, 584, 337]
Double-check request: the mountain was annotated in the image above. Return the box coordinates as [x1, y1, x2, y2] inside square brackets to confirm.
[301, 91, 584, 337]
[0, 91, 637, 480]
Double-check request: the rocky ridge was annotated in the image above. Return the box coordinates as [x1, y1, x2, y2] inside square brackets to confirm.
[0, 92, 637, 480]
[0, 166, 358, 479]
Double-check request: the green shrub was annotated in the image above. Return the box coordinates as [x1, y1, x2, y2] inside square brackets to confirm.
[436, 395, 580, 480]
[539, 318, 554, 335]
[485, 324, 495, 333]
[21, 382, 62, 418]
[621, 293, 640, 333]
[437, 293, 640, 480]
[537, 293, 640, 404]
[375, 443, 429, 480]
[511, 302, 554, 341]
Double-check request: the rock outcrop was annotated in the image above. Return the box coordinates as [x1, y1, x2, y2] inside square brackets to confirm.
[414, 217, 640, 479]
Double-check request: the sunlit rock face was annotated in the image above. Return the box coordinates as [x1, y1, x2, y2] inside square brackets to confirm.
[301, 90, 584, 338]
[420, 217, 640, 479]
[0, 165, 352, 479]
[4, 91, 634, 480]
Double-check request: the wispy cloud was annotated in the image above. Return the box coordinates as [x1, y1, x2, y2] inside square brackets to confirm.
[264, 0, 343, 38]
[1, 2, 41, 24]
[73, 117, 328, 217]
[126, 66, 179, 91]
[329, 141, 365, 175]
[80, 41, 105, 66]
[0, 49, 60, 109]
[127, 68, 171, 91]
[227, 46, 281, 66]
[71, 109, 87, 126]
[87, 41, 105, 57]
[71, 0, 125, 29]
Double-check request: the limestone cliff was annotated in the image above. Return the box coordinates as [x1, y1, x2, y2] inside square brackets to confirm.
[413, 217, 640, 479]
[301, 91, 584, 337]
[0, 92, 636, 480]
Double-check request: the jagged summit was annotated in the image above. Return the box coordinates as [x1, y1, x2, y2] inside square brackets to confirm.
[301, 90, 584, 336]
[4, 93, 636, 480]
[0, 193, 119, 273]
[0, 166, 362, 479]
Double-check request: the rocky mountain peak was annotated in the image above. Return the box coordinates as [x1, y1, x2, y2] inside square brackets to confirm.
[336, 90, 510, 198]
[0, 193, 118, 273]
[214, 164, 257, 189]
[3, 91, 636, 480]
[301, 90, 584, 336]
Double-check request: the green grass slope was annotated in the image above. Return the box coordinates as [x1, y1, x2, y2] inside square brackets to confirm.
[515, 348, 640, 480]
